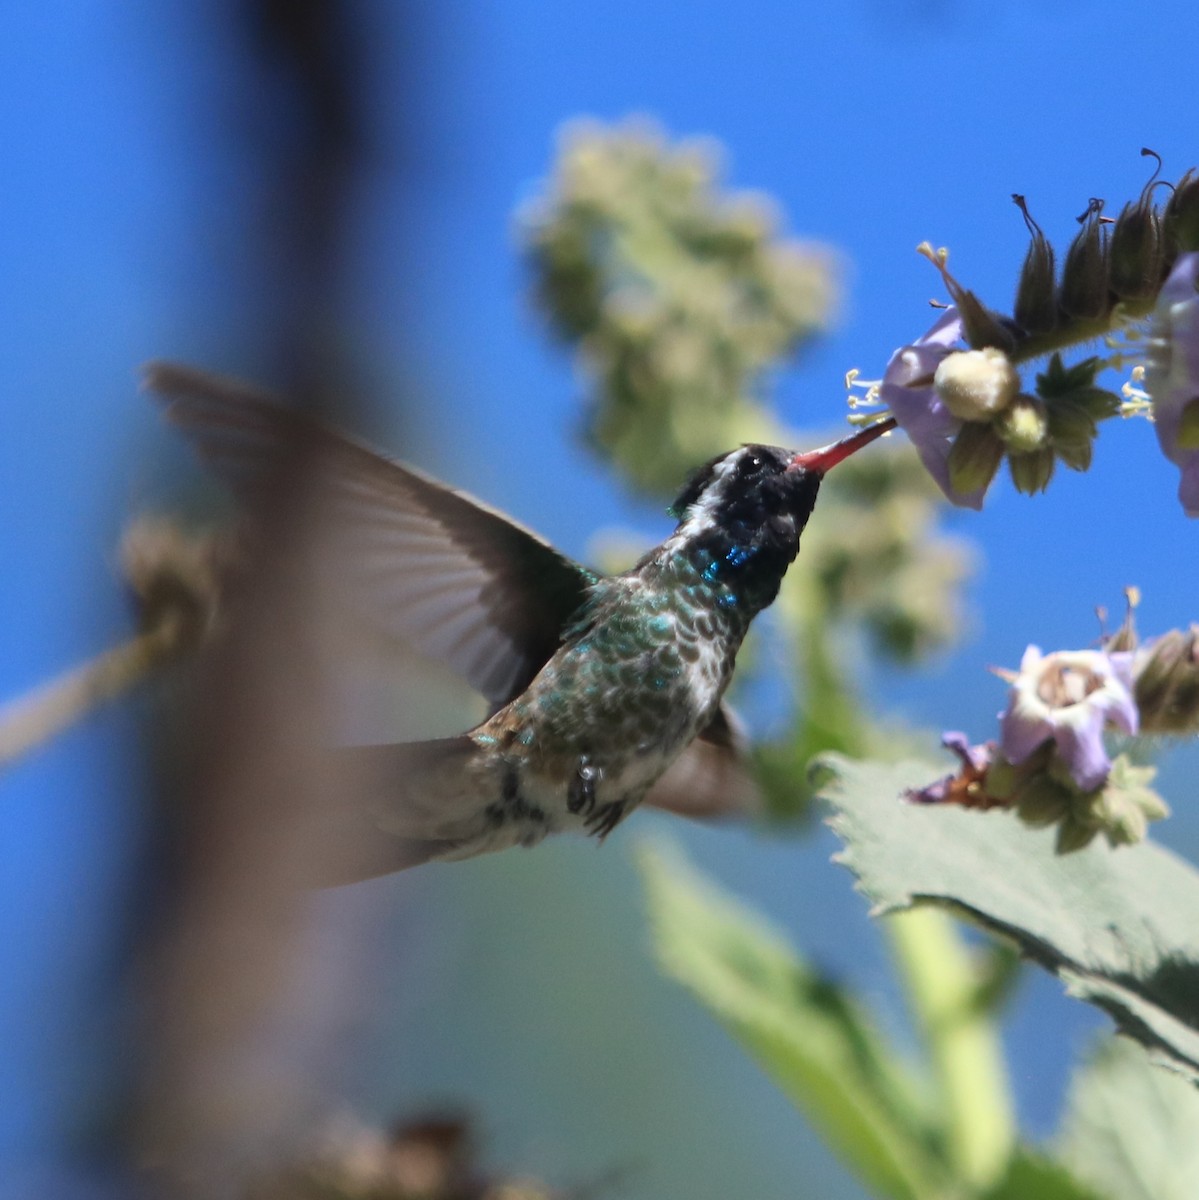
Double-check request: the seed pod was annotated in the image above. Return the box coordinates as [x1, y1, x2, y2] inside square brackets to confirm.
[1164, 168, 1199, 259]
[1134, 626, 1199, 734]
[1012, 195, 1057, 335]
[1110, 199, 1164, 301]
[1058, 199, 1112, 321]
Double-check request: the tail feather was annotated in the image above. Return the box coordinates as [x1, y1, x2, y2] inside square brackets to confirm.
[311, 735, 484, 885]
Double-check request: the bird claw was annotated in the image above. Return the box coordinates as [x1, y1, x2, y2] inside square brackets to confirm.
[586, 800, 626, 840]
[568, 757, 602, 815]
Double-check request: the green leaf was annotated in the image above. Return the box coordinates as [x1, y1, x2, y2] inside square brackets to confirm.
[637, 841, 948, 1200]
[980, 1150, 1107, 1200]
[1058, 1037, 1199, 1200]
[819, 756, 1199, 1082]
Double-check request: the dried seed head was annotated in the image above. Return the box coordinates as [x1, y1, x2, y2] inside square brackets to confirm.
[1012, 194, 1057, 335]
[1133, 626, 1199, 734]
[1058, 198, 1113, 321]
[1109, 150, 1167, 302]
[1164, 168, 1199, 259]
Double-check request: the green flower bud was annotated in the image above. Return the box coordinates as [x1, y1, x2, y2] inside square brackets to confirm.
[1083, 756, 1169, 847]
[1012, 195, 1058, 335]
[934, 348, 1020, 421]
[1055, 813, 1100, 854]
[1007, 447, 1056, 495]
[1133, 626, 1199, 734]
[946, 422, 1005, 496]
[1179, 397, 1199, 451]
[982, 751, 1021, 800]
[1058, 200, 1112, 321]
[1046, 400, 1097, 471]
[1014, 773, 1072, 828]
[996, 394, 1049, 452]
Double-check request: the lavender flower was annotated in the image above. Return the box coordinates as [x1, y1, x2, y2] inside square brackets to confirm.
[999, 646, 1139, 791]
[1144, 251, 1199, 517]
[906, 731, 996, 806]
[879, 309, 991, 509]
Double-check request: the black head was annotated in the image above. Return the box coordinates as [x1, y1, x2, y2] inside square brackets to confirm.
[670, 443, 821, 555]
[665, 421, 895, 611]
[670, 420, 897, 531]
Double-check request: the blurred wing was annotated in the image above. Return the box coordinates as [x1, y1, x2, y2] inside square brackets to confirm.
[146, 362, 598, 708]
[642, 704, 762, 818]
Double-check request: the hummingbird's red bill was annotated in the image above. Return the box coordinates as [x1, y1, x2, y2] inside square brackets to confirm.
[789, 417, 897, 475]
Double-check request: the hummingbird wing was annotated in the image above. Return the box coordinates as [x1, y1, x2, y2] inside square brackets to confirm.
[146, 362, 598, 708]
[642, 705, 762, 817]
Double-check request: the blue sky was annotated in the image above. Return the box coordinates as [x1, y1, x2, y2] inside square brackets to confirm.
[3, 4, 1197, 1197]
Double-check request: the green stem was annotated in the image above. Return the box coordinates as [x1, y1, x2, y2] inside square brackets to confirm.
[0, 619, 185, 769]
[1011, 298, 1155, 367]
[885, 908, 1016, 1189]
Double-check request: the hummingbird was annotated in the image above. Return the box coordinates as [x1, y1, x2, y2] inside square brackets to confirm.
[147, 363, 894, 881]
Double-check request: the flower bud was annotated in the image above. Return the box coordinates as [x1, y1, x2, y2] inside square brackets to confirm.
[1012, 195, 1058, 335]
[934, 348, 1020, 421]
[1056, 813, 1100, 854]
[1081, 755, 1169, 847]
[1014, 773, 1072, 828]
[1179, 397, 1199, 451]
[1133, 626, 1199, 734]
[1058, 200, 1112, 321]
[996, 394, 1049, 453]
[1007, 447, 1055, 495]
[981, 751, 1021, 800]
[1047, 400, 1096, 471]
[946, 421, 1005, 495]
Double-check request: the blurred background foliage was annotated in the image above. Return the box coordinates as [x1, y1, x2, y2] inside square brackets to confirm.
[4, 5, 1199, 1200]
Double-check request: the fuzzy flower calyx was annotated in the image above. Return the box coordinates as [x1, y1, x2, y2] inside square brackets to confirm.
[999, 645, 1138, 792]
[934, 348, 1020, 421]
[1133, 626, 1199, 734]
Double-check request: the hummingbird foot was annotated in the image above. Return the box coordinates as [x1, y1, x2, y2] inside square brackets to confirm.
[567, 756, 602, 816]
[585, 799, 627, 840]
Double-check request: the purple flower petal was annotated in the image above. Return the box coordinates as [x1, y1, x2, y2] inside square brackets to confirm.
[999, 705, 1052, 765]
[1146, 252, 1199, 518]
[997, 645, 1139, 790]
[1052, 721, 1111, 793]
[880, 309, 989, 510]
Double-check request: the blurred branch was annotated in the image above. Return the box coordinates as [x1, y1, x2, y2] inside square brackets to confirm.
[0, 516, 223, 770]
[0, 622, 182, 769]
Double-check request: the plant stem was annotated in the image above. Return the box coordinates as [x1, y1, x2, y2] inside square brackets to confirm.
[885, 907, 1016, 1189]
